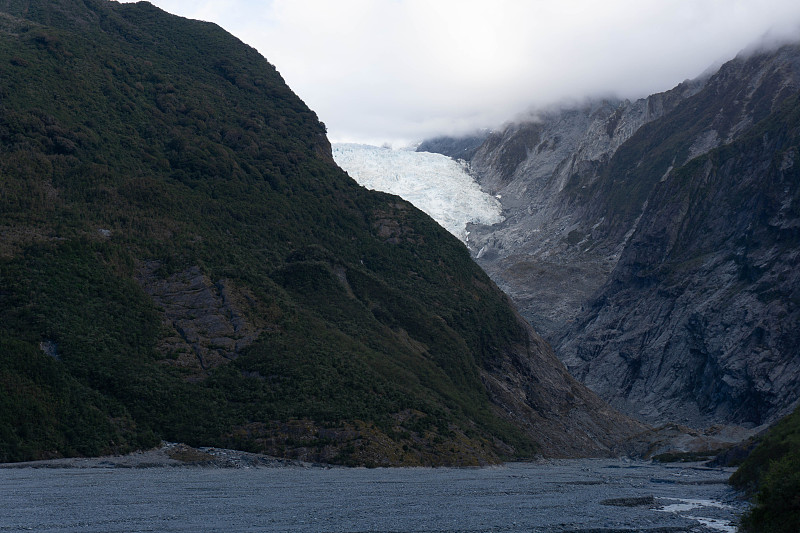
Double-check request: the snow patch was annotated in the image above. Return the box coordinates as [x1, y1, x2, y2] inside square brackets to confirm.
[333, 143, 503, 243]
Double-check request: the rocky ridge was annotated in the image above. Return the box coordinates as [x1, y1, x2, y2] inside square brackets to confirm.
[428, 43, 800, 431]
[463, 81, 705, 340]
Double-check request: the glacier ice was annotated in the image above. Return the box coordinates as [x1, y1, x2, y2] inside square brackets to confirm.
[332, 143, 503, 243]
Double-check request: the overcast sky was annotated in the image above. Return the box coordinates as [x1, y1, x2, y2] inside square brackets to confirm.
[120, 0, 800, 145]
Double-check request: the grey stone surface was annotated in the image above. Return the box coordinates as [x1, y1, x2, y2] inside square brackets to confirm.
[136, 262, 265, 374]
[456, 44, 800, 430]
[0, 458, 748, 532]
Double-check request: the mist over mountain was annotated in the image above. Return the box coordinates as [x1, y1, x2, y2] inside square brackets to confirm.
[116, 1, 800, 147]
[426, 42, 800, 432]
[415, 131, 491, 161]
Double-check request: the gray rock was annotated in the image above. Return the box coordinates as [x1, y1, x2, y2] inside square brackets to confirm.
[601, 495, 656, 507]
[136, 262, 265, 374]
[467, 84, 702, 342]
[460, 43, 800, 430]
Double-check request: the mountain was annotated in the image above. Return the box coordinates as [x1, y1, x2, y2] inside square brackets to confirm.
[441, 43, 800, 431]
[0, 0, 643, 464]
[416, 130, 491, 161]
[464, 84, 705, 341]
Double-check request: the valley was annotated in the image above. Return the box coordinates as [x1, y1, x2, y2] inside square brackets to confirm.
[0, 0, 645, 466]
[0, 0, 798, 529]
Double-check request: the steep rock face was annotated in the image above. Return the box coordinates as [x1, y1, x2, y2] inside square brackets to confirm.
[136, 263, 267, 376]
[465, 81, 703, 339]
[559, 93, 800, 428]
[459, 43, 800, 429]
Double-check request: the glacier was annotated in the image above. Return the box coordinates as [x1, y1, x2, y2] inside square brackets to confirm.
[332, 143, 503, 243]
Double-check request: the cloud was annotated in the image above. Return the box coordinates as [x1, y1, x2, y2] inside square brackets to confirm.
[120, 0, 800, 144]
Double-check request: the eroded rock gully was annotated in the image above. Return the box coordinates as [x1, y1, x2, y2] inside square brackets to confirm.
[136, 262, 264, 376]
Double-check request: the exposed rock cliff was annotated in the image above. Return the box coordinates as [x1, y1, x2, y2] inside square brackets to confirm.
[456, 43, 800, 430]
[466, 81, 704, 339]
[559, 91, 800, 428]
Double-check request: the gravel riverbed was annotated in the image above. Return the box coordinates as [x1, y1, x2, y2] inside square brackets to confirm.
[0, 447, 748, 532]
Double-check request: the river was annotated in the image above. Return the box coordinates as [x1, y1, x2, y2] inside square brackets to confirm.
[0, 459, 747, 532]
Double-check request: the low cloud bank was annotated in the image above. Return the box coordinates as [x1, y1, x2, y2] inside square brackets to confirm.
[122, 1, 800, 144]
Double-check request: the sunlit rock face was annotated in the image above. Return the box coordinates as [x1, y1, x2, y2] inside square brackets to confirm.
[332, 143, 503, 243]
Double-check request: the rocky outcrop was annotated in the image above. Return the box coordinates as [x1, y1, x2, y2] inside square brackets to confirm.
[137, 263, 266, 377]
[559, 91, 800, 428]
[452, 43, 800, 430]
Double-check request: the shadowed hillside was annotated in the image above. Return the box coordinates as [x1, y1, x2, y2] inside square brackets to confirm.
[0, 0, 642, 465]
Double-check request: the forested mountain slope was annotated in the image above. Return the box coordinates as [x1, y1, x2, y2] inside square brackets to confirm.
[0, 0, 642, 464]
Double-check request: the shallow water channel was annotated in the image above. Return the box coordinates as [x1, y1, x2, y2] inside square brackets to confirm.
[0, 459, 747, 532]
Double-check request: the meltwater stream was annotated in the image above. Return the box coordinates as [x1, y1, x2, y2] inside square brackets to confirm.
[0, 459, 747, 532]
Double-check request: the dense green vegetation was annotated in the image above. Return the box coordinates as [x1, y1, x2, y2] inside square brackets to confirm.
[730, 407, 800, 533]
[0, 0, 538, 464]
